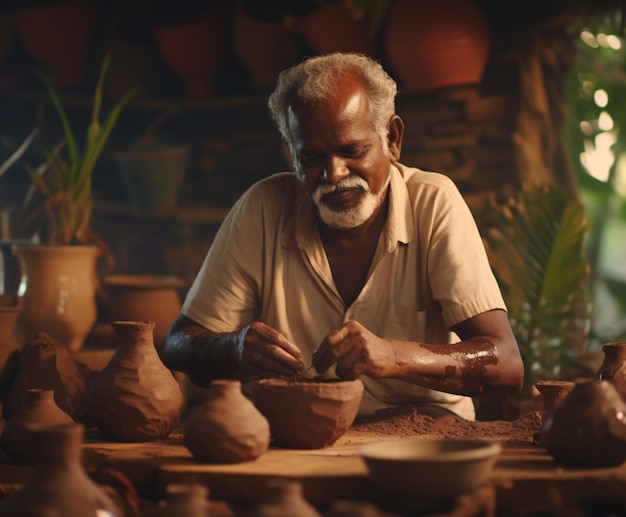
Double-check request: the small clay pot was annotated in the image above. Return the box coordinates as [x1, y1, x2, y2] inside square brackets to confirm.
[534, 380, 575, 424]
[184, 379, 270, 463]
[0, 388, 74, 465]
[152, 483, 210, 517]
[88, 320, 185, 442]
[542, 378, 626, 467]
[596, 342, 626, 401]
[248, 479, 321, 517]
[252, 378, 364, 449]
[0, 423, 119, 517]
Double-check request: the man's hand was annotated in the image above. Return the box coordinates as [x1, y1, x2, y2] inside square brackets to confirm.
[240, 321, 305, 378]
[312, 320, 396, 380]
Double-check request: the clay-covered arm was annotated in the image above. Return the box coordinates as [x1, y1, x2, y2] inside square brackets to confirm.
[312, 309, 524, 397]
[161, 314, 304, 387]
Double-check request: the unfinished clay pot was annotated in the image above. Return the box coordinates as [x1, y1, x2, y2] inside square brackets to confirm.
[596, 342, 626, 401]
[542, 378, 626, 467]
[0, 388, 74, 465]
[184, 379, 270, 463]
[252, 377, 364, 449]
[88, 320, 184, 442]
[248, 479, 321, 517]
[3, 332, 91, 421]
[0, 423, 120, 517]
[153, 483, 210, 517]
[534, 380, 575, 424]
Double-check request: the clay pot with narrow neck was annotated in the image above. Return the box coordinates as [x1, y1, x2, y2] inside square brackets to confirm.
[3, 331, 92, 421]
[596, 342, 626, 401]
[248, 479, 321, 517]
[88, 320, 184, 442]
[542, 378, 626, 467]
[0, 388, 74, 465]
[184, 379, 270, 463]
[534, 380, 575, 425]
[15, 244, 98, 352]
[0, 423, 120, 517]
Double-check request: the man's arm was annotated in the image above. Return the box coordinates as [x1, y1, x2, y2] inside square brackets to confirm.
[161, 314, 305, 387]
[312, 309, 524, 397]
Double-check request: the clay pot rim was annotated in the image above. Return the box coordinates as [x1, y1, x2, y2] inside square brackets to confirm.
[104, 274, 187, 289]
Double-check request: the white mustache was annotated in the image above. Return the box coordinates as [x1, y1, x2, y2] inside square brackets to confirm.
[313, 176, 370, 204]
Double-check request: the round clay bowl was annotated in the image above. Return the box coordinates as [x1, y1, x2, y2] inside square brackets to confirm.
[359, 438, 502, 499]
[252, 377, 364, 449]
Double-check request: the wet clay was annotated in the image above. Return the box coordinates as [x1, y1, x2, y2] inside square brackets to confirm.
[253, 377, 364, 449]
[4, 332, 92, 421]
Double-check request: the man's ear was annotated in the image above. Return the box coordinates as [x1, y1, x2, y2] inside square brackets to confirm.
[387, 115, 404, 162]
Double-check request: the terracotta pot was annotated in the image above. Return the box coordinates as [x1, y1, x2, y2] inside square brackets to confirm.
[542, 378, 626, 467]
[13, 0, 98, 88]
[153, 483, 210, 517]
[103, 274, 186, 347]
[252, 378, 364, 449]
[534, 379, 575, 425]
[293, 2, 379, 57]
[113, 144, 191, 213]
[596, 341, 626, 401]
[0, 297, 21, 398]
[153, 7, 229, 99]
[0, 424, 120, 517]
[15, 244, 98, 352]
[249, 479, 321, 517]
[0, 388, 74, 465]
[184, 379, 270, 463]
[88, 320, 185, 442]
[4, 331, 92, 421]
[233, 7, 304, 90]
[383, 0, 491, 93]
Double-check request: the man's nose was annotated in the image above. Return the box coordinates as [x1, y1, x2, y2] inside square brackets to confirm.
[321, 157, 350, 184]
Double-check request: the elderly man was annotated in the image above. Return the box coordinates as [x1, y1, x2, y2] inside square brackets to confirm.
[161, 52, 524, 420]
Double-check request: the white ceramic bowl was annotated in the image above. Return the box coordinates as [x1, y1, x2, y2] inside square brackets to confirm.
[359, 437, 502, 499]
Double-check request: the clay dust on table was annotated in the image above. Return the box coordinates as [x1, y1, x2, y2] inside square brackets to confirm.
[339, 405, 542, 446]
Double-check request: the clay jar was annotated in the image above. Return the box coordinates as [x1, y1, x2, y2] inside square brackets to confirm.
[184, 379, 270, 463]
[248, 479, 321, 517]
[0, 423, 120, 517]
[88, 320, 184, 442]
[252, 378, 364, 449]
[596, 342, 626, 401]
[542, 378, 626, 467]
[0, 388, 74, 465]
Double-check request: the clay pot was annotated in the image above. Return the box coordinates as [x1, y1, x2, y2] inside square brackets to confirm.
[14, 244, 98, 352]
[0, 423, 120, 517]
[248, 479, 321, 517]
[0, 297, 22, 398]
[153, 6, 230, 99]
[596, 342, 626, 401]
[88, 320, 185, 442]
[252, 378, 364, 449]
[0, 388, 74, 465]
[153, 483, 210, 517]
[13, 0, 98, 88]
[383, 0, 491, 93]
[184, 379, 270, 463]
[103, 274, 186, 347]
[542, 378, 626, 468]
[4, 331, 92, 421]
[534, 379, 575, 424]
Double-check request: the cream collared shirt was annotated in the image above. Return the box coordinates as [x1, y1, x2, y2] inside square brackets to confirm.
[182, 164, 507, 420]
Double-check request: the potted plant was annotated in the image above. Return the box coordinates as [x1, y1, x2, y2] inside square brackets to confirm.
[10, 52, 136, 352]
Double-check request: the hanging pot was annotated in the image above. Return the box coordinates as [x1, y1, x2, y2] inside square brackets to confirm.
[14, 244, 98, 353]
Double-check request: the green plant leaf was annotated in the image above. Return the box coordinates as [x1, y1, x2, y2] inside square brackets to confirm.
[483, 183, 592, 384]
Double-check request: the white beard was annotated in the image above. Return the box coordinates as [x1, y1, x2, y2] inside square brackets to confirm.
[312, 173, 391, 229]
